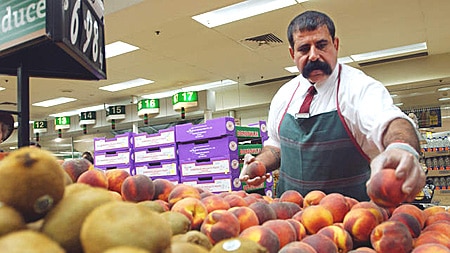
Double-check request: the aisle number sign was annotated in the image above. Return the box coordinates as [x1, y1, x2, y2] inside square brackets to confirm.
[79, 111, 96, 125]
[33, 120, 47, 133]
[172, 91, 198, 110]
[106, 105, 126, 121]
[137, 99, 160, 116]
[55, 116, 71, 130]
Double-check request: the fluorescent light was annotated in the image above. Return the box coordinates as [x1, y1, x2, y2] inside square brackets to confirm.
[350, 42, 427, 62]
[338, 56, 354, 64]
[438, 87, 450, 92]
[33, 97, 77, 107]
[0, 86, 5, 91]
[192, 0, 307, 28]
[186, 79, 237, 91]
[99, 78, 154, 92]
[105, 41, 139, 58]
[391, 94, 398, 98]
[284, 66, 298, 73]
[439, 97, 450, 101]
[49, 104, 107, 118]
[141, 79, 237, 99]
[394, 102, 404, 106]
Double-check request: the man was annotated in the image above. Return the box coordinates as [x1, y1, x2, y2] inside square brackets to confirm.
[240, 10, 425, 201]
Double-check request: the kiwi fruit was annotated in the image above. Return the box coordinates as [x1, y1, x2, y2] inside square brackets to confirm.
[0, 147, 66, 222]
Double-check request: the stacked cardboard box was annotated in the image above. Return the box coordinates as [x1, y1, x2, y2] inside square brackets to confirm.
[133, 127, 179, 184]
[93, 132, 135, 174]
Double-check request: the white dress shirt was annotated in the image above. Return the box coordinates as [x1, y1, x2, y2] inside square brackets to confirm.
[264, 63, 414, 160]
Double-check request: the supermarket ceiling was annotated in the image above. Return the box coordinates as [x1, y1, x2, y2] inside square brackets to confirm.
[1, 0, 450, 121]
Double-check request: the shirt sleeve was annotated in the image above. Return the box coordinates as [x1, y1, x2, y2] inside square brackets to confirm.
[338, 66, 416, 159]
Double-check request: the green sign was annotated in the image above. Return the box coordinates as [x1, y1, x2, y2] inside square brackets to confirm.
[137, 99, 160, 116]
[0, 0, 46, 52]
[172, 91, 198, 110]
[55, 116, 71, 130]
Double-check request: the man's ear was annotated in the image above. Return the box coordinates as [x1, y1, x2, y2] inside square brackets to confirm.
[333, 37, 339, 51]
[289, 47, 295, 60]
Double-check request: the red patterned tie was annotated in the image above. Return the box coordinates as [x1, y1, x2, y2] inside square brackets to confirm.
[299, 85, 317, 113]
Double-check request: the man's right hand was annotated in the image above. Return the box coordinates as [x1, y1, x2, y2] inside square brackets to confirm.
[239, 154, 270, 186]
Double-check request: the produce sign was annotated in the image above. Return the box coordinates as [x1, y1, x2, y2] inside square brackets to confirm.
[32, 120, 47, 133]
[137, 99, 160, 116]
[79, 111, 96, 125]
[54, 116, 70, 130]
[0, 0, 46, 52]
[0, 0, 106, 80]
[172, 91, 198, 111]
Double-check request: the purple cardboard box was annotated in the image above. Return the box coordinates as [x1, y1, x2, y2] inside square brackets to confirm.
[175, 117, 236, 143]
[177, 136, 239, 160]
[180, 174, 242, 194]
[94, 149, 133, 167]
[179, 156, 240, 177]
[134, 144, 177, 163]
[133, 127, 176, 149]
[95, 164, 135, 176]
[134, 160, 179, 178]
[94, 132, 133, 153]
[247, 120, 268, 139]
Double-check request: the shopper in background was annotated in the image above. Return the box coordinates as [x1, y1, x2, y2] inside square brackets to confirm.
[82, 151, 94, 164]
[29, 142, 41, 148]
[240, 10, 426, 201]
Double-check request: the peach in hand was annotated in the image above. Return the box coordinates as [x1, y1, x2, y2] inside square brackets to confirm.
[246, 160, 266, 179]
[367, 168, 407, 208]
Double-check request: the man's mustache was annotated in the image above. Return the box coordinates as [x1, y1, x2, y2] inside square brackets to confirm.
[302, 60, 332, 78]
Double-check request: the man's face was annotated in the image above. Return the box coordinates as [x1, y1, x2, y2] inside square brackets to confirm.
[289, 25, 339, 83]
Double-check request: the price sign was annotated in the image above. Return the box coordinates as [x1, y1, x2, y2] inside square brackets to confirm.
[55, 116, 71, 130]
[106, 105, 126, 121]
[137, 99, 160, 116]
[61, 0, 106, 79]
[33, 120, 48, 134]
[79, 111, 96, 125]
[172, 91, 198, 111]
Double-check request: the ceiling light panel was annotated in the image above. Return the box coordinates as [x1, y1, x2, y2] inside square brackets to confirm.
[192, 0, 307, 28]
[99, 78, 154, 92]
[105, 41, 140, 58]
[350, 42, 427, 62]
[32, 97, 77, 107]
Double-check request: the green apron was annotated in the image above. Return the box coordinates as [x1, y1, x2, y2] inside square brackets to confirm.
[276, 66, 370, 201]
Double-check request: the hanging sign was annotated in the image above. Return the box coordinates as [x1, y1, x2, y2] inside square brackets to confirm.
[79, 111, 96, 125]
[172, 91, 198, 111]
[33, 120, 47, 133]
[54, 116, 71, 130]
[106, 105, 126, 121]
[137, 99, 160, 116]
[59, 0, 106, 79]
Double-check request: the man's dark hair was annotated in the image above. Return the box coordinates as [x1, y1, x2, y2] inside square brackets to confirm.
[287, 10, 336, 49]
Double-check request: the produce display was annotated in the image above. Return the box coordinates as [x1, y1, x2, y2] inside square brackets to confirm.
[0, 147, 450, 253]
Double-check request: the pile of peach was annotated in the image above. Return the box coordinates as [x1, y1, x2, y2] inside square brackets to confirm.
[64, 160, 450, 253]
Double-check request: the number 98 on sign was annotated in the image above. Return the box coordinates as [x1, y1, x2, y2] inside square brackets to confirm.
[63, 0, 106, 78]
